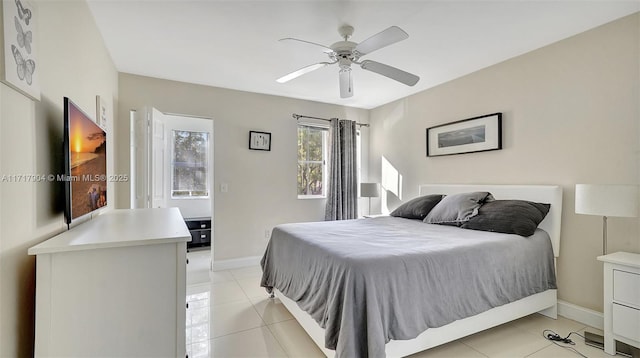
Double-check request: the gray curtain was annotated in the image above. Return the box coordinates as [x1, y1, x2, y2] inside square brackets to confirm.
[325, 118, 358, 220]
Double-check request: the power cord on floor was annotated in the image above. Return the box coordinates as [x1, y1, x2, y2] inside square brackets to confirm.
[542, 329, 588, 357]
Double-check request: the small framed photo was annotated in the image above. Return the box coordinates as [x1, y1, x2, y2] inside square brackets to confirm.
[426, 113, 502, 157]
[249, 131, 271, 151]
[96, 95, 109, 129]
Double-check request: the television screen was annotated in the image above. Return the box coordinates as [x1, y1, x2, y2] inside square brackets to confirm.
[63, 97, 107, 224]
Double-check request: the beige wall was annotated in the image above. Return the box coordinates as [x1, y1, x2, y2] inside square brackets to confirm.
[369, 13, 639, 312]
[117, 74, 370, 260]
[0, 1, 118, 355]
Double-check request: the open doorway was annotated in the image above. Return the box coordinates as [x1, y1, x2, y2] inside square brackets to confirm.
[130, 108, 214, 252]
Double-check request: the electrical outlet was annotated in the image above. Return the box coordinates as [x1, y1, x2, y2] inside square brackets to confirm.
[264, 229, 271, 239]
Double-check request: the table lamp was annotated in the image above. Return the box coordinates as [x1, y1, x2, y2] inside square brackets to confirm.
[575, 184, 638, 354]
[360, 183, 380, 215]
[575, 184, 638, 255]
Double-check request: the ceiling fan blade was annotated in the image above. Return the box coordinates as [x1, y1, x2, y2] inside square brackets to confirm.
[354, 26, 408, 56]
[339, 68, 353, 98]
[360, 60, 419, 86]
[277, 63, 328, 83]
[279, 38, 334, 54]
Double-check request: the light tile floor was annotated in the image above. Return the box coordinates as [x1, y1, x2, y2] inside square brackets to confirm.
[186, 250, 628, 358]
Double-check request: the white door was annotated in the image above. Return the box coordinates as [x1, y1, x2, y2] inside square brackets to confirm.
[150, 108, 168, 209]
[130, 109, 149, 209]
[129, 107, 168, 209]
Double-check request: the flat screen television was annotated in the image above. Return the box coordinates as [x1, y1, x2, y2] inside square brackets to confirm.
[63, 97, 107, 225]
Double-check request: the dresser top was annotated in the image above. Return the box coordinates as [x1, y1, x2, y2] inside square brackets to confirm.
[597, 251, 640, 268]
[28, 208, 191, 255]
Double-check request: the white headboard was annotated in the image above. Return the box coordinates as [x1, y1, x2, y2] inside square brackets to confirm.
[418, 184, 563, 257]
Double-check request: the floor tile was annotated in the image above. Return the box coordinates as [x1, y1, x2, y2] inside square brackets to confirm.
[229, 265, 263, 280]
[187, 250, 211, 270]
[186, 264, 618, 358]
[461, 321, 551, 358]
[212, 326, 287, 357]
[531, 327, 624, 358]
[407, 341, 488, 358]
[511, 313, 587, 337]
[187, 282, 211, 297]
[186, 340, 211, 358]
[210, 280, 250, 306]
[211, 300, 265, 338]
[187, 250, 213, 285]
[210, 270, 235, 284]
[237, 276, 271, 299]
[187, 270, 212, 285]
[249, 296, 294, 324]
[527, 327, 631, 358]
[267, 319, 326, 358]
[186, 286, 211, 345]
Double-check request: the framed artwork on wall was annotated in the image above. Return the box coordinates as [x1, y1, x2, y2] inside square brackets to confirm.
[249, 131, 271, 151]
[1, 0, 40, 100]
[96, 95, 109, 130]
[426, 112, 502, 157]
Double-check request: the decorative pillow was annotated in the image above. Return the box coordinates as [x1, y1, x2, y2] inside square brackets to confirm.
[390, 194, 444, 220]
[424, 192, 494, 226]
[461, 200, 550, 237]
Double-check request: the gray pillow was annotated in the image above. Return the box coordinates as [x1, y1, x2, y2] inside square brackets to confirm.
[424, 192, 494, 226]
[390, 194, 444, 220]
[461, 200, 550, 237]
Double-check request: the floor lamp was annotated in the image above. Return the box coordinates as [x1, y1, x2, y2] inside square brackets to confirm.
[360, 183, 380, 215]
[575, 184, 639, 354]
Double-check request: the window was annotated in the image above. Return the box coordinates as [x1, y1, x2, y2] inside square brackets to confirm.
[172, 130, 209, 198]
[297, 125, 328, 198]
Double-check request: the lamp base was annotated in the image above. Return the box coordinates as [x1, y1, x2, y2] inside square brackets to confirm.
[583, 331, 639, 357]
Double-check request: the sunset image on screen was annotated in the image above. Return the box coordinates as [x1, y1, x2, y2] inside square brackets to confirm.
[69, 102, 107, 220]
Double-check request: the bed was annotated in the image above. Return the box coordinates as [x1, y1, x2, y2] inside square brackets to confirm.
[260, 184, 563, 357]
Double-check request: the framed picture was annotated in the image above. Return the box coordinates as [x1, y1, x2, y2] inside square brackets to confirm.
[1, 0, 40, 101]
[96, 95, 109, 130]
[426, 113, 502, 157]
[249, 131, 271, 151]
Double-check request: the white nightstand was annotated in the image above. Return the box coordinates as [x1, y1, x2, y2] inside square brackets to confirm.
[597, 252, 640, 355]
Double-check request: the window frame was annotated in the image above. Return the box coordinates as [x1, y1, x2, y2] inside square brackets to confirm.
[170, 129, 210, 199]
[297, 123, 329, 199]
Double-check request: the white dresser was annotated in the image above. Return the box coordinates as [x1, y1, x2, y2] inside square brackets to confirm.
[598, 252, 640, 355]
[28, 208, 191, 357]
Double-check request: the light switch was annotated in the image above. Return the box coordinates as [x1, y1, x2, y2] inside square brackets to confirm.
[220, 183, 228, 192]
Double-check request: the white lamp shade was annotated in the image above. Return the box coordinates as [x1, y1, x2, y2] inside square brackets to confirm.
[360, 183, 380, 198]
[575, 184, 639, 218]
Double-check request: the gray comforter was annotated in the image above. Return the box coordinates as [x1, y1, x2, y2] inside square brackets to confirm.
[260, 216, 556, 358]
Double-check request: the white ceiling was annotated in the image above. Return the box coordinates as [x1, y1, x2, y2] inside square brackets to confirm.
[87, 1, 639, 109]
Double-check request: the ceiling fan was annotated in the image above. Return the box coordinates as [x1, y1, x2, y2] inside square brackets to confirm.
[277, 25, 420, 98]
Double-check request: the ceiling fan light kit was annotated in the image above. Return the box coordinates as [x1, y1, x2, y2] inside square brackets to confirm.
[277, 25, 420, 98]
[339, 68, 353, 98]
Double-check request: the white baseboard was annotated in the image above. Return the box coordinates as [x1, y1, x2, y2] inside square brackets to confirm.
[557, 299, 604, 330]
[211, 255, 262, 271]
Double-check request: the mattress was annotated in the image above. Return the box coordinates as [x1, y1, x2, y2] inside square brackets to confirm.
[260, 216, 557, 357]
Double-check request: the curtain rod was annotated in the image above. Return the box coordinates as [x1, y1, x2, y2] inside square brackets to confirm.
[292, 113, 370, 128]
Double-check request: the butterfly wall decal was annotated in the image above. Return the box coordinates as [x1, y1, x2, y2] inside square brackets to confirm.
[14, 16, 32, 54]
[11, 45, 35, 85]
[14, 0, 31, 25]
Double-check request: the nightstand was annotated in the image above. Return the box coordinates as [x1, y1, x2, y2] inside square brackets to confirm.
[597, 252, 640, 355]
